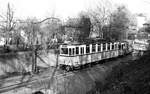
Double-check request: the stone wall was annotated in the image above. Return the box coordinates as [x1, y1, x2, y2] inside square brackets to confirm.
[0, 51, 33, 75]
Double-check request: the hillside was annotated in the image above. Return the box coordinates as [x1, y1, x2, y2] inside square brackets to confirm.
[1, 54, 133, 94]
[1, 51, 149, 94]
[90, 51, 150, 94]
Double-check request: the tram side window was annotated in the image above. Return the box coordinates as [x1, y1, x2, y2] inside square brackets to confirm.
[92, 45, 96, 52]
[86, 45, 90, 54]
[115, 44, 118, 50]
[81, 47, 84, 55]
[118, 44, 122, 50]
[103, 43, 106, 51]
[61, 48, 68, 55]
[76, 47, 79, 55]
[98, 44, 101, 52]
[72, 48, 75, 55]
[69, 48, 71, 55]
[112, 44, 114, 50]
[122, 44, 124, 49]
[107, 43, 110, 50]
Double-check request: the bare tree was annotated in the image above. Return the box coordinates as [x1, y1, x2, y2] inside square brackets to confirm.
[17, 18, 41, 73]
[40, 17, 62, 49]
[0, 3, 16, 45]
[20, 17, 62, 73]
[87, 0, 113, 38]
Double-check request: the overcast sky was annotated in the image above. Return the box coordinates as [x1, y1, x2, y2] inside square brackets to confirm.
[0, 0, 150, 20]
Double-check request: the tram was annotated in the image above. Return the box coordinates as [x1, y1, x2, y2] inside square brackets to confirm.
[58, 41, 129, 71]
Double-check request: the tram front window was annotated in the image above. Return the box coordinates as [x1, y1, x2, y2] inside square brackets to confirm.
[61, 48, 68, 55]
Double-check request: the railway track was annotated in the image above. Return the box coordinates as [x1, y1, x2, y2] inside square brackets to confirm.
[0, 70, 74, 93]
[0, 54, 134, 93]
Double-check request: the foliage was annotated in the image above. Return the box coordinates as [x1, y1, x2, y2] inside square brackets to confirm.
[65, 14, 91, 42]
[20, 18, 41, 49]
[78, 14, 91, 42]
[87, 0, 113, 38]
[145, 26, 150, 33]
[103, 5, 137, 41]
[40, 17, 62, 48]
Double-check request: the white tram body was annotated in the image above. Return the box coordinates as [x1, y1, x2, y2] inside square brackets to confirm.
[58, 41, 129, 70]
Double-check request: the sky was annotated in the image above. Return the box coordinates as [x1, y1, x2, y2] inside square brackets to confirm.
[0, 0, 150, 20]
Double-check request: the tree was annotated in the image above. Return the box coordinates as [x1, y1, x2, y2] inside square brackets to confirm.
[105, 5, 136, 41]
[87, 0, 113, 38]
[65, 14, 91, 42]
[145, 26, 150, 33]
[78, 13, 91, 42]
[19, 17, 63, 73]
[22, 18, 41, 72]
[40, 17, 62, 47]
[21, 18, 41, 47]
[0, 3, 16, 45]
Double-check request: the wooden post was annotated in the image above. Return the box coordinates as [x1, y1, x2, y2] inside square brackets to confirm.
[32, 50, 37, 73]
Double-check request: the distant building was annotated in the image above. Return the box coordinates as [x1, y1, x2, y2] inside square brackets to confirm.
[143, 23, 150, 28]
[136, 14, 147, 30]
[0, 37, 5, 46]
[127, 25, 138, 40]
[63, 25, 81, 42]
[127, 14, 148, 40]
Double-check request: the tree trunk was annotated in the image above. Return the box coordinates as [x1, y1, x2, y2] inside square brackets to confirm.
[32, 50, 37, 73]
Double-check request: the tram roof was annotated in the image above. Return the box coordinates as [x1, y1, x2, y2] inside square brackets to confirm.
[60, 39, 125, 46]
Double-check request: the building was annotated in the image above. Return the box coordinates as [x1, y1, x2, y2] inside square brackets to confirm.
[136, 14, 147, 30]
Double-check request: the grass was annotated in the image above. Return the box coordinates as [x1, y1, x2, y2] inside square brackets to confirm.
[89, 51, 150, 94]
